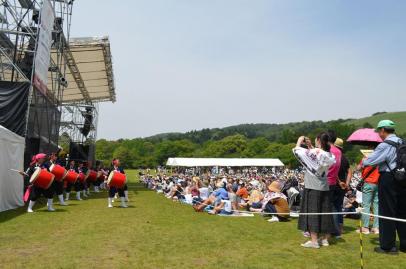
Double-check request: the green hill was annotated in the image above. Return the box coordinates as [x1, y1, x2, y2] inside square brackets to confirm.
[346, 111, 406, 135]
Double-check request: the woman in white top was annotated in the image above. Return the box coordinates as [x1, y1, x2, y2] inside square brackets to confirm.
[293, 133, 336, 249]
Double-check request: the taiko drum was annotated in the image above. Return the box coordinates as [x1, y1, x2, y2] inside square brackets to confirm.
[86, 170, 98, 182]
[64, 170, 79, 184]
[97, 171, 106, 181]
[30, 168, 55, 189]
[107, 171, 127, 188]
[49, 164, 67, 182]
[78, 172, 86, 183]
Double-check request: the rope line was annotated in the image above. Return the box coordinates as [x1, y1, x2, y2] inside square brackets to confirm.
[187, 199, 406, 223]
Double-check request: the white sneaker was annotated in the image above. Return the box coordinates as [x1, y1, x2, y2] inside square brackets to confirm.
[27, 208, 34, 213]
[319, 239, 329, 247]
[268, 216, 280, 223]
[301, 241, 320, 249]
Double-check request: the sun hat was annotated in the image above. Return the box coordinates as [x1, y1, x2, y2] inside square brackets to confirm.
[360, 149, 374, 158]
[334, 138, 344, 149]
[268, 181, 281, 193]
[250, 180, 259, 188]
[377, 120, 396, 130]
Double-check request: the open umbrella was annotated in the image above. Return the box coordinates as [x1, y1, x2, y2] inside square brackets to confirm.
[347, 128, 383, 146]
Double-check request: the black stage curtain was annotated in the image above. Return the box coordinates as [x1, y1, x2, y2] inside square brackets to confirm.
[0, 81, 30, 136]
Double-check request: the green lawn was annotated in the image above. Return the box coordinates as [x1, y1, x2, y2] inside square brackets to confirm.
[346, 111, 406, 134]
[0, 170, 405, 269]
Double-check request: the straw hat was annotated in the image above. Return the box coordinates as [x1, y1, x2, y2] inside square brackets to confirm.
[268, 181, 281, 193]
[334, 138, 344, 149]
[360, 149, 374, 158]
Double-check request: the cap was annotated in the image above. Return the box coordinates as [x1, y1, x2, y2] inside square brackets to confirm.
[377, 120, 395, 130]
[334, 138, 344, 149]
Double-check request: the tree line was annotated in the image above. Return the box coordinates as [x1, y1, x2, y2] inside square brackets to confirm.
[95, 119, 378, 169]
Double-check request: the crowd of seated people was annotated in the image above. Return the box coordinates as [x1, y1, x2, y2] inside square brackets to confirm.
[142, 167, 364, 223]
[142, 168, 307, 222]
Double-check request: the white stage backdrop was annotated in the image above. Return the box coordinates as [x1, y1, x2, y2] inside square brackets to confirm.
[0, 125, 25, 212]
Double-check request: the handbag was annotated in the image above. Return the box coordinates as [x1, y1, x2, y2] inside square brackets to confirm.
[356, 167, 377, 192]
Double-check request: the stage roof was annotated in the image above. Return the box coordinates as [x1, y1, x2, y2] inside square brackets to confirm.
[49, 36, 116, 103]
[166, 158, 285, 167]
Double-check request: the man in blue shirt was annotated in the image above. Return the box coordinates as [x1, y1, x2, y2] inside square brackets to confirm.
[363, 120, 406, 255]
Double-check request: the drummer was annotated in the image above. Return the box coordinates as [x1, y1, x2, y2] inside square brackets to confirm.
[94, 162, 106, 192]
[108, 158, 128, 208]
[65, 160, 83, 201]
[85, 160, 99, 195]
[79, 162, 89, 198]
[49, 153, 68, 206]
[24, 153, 55, 213]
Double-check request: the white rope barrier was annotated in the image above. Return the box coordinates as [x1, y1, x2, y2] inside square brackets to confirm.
[184, 198, 406, 223]
[361, 212, 406, 223]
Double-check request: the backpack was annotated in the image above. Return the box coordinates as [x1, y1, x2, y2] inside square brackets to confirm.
[385, 139, 406, 187]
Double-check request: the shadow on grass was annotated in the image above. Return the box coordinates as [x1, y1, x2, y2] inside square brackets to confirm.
[369, 237, 380, 246]
[0, 182, 145, 223]
[0, 206, 27, 223]
[343, 224, 358, 233]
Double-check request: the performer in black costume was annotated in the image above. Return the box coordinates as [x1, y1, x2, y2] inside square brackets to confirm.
[25, 153, 55, 213]
[49, 153, 68, 206]
[108, 158, 128, 208]
[65, 160, 84, 201]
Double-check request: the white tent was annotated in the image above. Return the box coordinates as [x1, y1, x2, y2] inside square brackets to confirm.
[166, 158, 284, 167]
[0, 125, 25, 212]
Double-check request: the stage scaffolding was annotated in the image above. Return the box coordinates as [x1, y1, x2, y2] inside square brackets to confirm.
[0, 1, 116, 165]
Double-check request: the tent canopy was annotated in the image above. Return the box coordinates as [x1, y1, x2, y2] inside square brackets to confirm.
[166, 158, 284, 167]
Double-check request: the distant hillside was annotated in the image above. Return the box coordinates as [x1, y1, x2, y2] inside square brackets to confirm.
[145, 119, 357, 145]
[346, 111, 406, 135]
[98, 112, 406, 168]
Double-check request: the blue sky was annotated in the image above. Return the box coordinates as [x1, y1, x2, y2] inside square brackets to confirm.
[71, 0, 406, 139]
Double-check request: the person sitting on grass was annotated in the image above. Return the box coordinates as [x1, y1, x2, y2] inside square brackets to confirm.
[263, 181, 290, 223]
[209, 184, 238, 215]
[193, 181, 229, 212]
[244, 181, 264, 212]
[236, 182, 249, 202]
[343, 191, 359, 218]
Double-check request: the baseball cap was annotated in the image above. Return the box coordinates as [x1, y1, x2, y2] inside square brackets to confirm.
[377, 120, 395, 130]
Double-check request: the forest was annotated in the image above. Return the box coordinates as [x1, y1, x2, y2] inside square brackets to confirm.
[95, 119, 377, 168]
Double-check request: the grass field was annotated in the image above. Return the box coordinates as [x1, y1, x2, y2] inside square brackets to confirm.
[1, 170, 405, 269]
[347, 111, 406, 134]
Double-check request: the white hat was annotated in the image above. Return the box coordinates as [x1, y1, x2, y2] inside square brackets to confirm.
[250, 180, 259, 188]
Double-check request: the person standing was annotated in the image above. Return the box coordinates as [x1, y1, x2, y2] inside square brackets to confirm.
[357, 150, 380, 235]
[326, 130, 342, 237]
[334, 138, 352, 237]
[24, 154, 55, 213]
[65, 160, 83, 201]
[294, 134, 336, 249]
[363, 120, 406, 254]
[49, 153, 68, 206]
[108, 158, 128, 208]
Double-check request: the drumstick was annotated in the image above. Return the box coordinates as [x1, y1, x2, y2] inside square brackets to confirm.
[10, 169, 28, 176]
